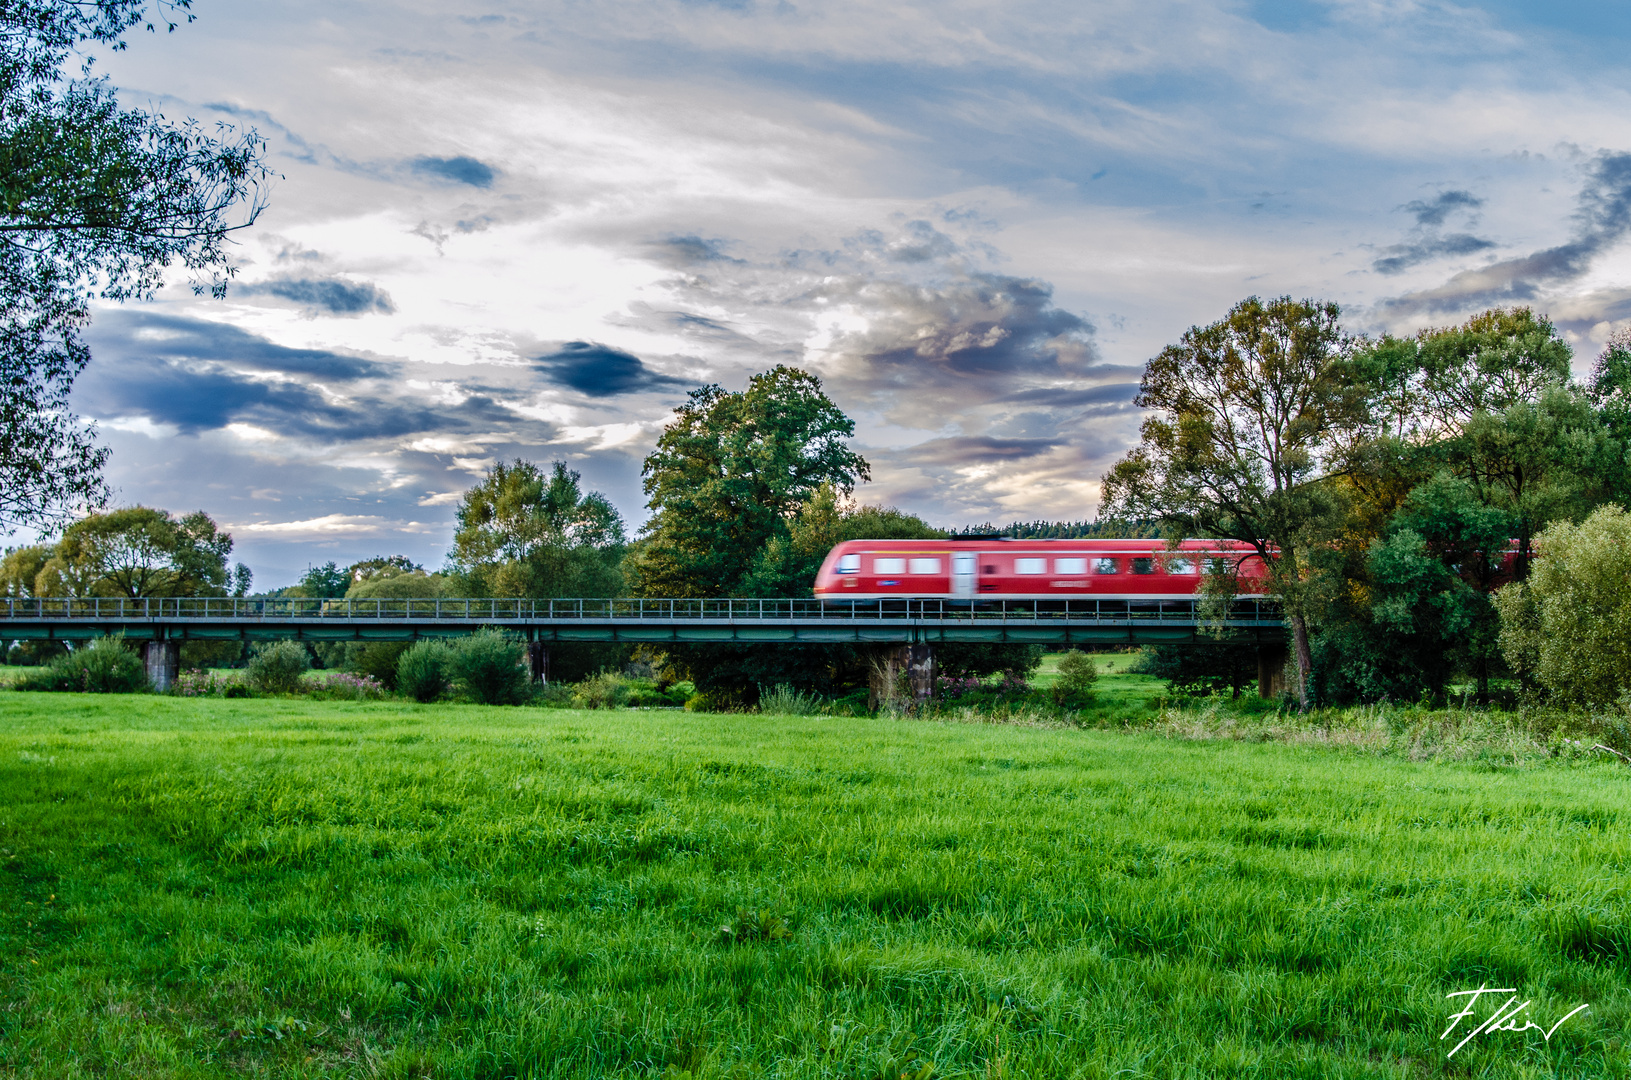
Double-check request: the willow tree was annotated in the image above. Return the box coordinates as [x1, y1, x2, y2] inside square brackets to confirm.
[1099, 295, 1363, 708]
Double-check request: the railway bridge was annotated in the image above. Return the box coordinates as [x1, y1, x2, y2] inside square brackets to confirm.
[1, 596, 1288, 695]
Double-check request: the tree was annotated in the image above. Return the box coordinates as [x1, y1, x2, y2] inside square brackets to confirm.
[628, 366, 870, 598]
[294, 561, 349, 599]
[0, 0, 271, 530]
[37, 505, 236, 596]
[0, 543, 50, 596]
[451, 460, 624, 599]
[348, 555, 421, 582]
[1495, 505, 1631, 707]
[1099, 295, 1363, 708]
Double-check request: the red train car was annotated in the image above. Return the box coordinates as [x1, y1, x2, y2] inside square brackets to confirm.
[813, 538, 1270, 602]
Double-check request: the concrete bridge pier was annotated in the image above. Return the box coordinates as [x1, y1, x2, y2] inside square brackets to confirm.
[868, 643, 935, 709]
[527, 642, 549, 684]
[143, 639, 179, 692]
[1257, 642, 1288, 699]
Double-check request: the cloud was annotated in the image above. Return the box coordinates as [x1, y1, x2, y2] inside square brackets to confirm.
[408, 155, 497, 188]
[897, 435, 1062, 465]
[1382, 152, 1631, 315]
[236, 275, 396, 316]
[534, 341, 690, 397]
[1371, 233, 1497, 275]
[87, 311, 388, 379]
[1403, 190, 1483, 228]
[75, 311, 512, 441]
[824, 272, 1098, 395]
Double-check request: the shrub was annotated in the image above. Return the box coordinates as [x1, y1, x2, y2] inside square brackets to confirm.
[571, 671, 629, 709]
[310, 672, 386, 701]
[173, 668, 248, 697]
[247, 640, 311, 695]
[1052, 649, 1098, 708]
[758, 683, 821, 715]
[449, 630, 530, 705]
[397, 640, 453, 703]
[353, 642, 411, 690]
[20, 635, 148, 693]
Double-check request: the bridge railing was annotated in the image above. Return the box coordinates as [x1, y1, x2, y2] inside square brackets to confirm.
[0, 597, 1281, 623]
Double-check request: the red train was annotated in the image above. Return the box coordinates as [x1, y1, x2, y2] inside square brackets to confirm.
[813, 538, 1270, 602]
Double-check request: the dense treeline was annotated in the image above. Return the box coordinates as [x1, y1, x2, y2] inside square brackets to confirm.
[1102, 299, 1631, 708]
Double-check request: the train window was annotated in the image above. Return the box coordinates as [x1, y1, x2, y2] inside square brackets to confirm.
[1165, 557, 1196, 574]
[1054, 558, 1087, 574]
[1015, 558, 1047, 575]
[1131, 558, 1156, 575]
[873, 557, 906, 574]
[837, 554, 860, 574]
[908, 558, 942, 574]
[1093, 558, 1119, 574]
[1205, 556, 1234, 575]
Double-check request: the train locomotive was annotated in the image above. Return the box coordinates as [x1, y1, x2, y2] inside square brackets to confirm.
[812, 537, 1270, 604]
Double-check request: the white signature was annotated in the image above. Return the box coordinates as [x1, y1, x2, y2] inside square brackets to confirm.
[1441, 985, 1590, 1057]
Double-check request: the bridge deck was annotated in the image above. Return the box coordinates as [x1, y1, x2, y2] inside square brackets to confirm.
[0, 598, 1283, 645]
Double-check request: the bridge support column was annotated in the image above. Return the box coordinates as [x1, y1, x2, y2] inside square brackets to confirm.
[1257, 642, 1287, 699]
[527, 642, 548, 684]
[868, 644, 935, 709]
[143, 640, 179, 692]
[905, 643, 934, 703]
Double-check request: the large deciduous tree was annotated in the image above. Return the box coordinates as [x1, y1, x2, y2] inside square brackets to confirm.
[628, 366, 870, 598]
[1099, 295, 1363, 708]
[451, 460, 625, 599]
[0, 0, 270, 529]
[36, 505, 240, 596]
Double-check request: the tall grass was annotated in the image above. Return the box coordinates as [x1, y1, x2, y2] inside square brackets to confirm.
[0, 695, 1627, 1077]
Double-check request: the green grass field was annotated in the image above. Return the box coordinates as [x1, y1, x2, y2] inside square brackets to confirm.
[3, 694, 1628, 1078]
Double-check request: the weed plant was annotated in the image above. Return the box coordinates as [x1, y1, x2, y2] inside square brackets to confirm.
[395, 640, 451, 703]
[756, 683, 821, 715]
[1, 696, 1628, 1077]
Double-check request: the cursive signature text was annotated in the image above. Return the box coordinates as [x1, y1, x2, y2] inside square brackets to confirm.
[1441, 985, 1590, 1057]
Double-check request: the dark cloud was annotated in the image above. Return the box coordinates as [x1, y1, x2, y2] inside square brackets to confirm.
[1383, 152, 1631, 315]
[534, 341, 690, 397]
[1403, 190, 1482, 227]
[86, 311, 388, 379]
[1000, 382, 1140, 406]
[236, 275, 396, 316]
[831, 272, 1097, 389]
[898, 435, 1061, 465]
[75, 355, 453, 439]
[1371, 233, 1497, 275]
[408, 155, 497, 188]
[74, 311, 515, 442]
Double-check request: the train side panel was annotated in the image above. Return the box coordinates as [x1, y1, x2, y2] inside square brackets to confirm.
[814, 538, 1270, 600]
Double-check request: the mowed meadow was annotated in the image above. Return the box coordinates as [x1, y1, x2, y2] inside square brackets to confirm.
[2, 694, 1629, 1079]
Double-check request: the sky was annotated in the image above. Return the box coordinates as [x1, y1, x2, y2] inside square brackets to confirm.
[55, 0, 1631, 587]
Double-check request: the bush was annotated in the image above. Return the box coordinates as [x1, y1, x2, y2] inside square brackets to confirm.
[397, 640, 453, 703]
[449, 630, 530, 705]
[1052, 649, 1098, 708]
[354, 642, 411, 690]
[247, 640, 311, 694]
[19, 635, 148, 693]
[758, 683, 822, 715]
[172, 668, 249, 697]
[571, 671, 629, 709]
[310, 672, 386, 701]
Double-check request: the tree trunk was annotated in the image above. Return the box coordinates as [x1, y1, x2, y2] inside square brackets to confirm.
[1290, 612, 1314, 711]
